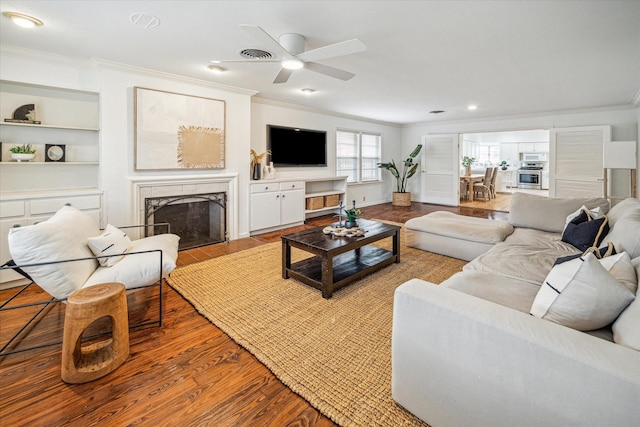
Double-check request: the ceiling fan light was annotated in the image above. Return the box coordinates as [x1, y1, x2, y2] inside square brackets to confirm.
[282, 59, 304, 70]
[3, 12, 43, 28]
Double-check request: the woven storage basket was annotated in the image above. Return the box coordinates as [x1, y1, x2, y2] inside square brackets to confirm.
[306, 196, 325, 210]
[324, 194, 340, 207]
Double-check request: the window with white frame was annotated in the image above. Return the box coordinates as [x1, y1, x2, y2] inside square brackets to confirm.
[336, 130, 381, 183]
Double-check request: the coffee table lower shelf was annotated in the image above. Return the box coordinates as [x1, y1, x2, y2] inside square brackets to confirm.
[285, 246, 395, 298]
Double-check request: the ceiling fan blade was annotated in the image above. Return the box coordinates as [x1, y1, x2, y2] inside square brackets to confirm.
[273, 68, 294, 84]
[240, 24, 292, 58]
[305, 62, 355, 81]
[297, 39, 366, 62]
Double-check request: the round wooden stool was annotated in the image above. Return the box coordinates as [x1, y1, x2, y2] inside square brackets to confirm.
[61, 282, 129, 384]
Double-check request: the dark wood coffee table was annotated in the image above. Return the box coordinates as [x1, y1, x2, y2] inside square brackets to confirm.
[281, 219, 400, 298]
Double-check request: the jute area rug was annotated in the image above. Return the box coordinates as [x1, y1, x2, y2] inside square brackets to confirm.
[167, 226, 466, 427]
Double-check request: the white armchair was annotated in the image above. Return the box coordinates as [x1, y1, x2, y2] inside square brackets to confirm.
[1, 205, 180, 356]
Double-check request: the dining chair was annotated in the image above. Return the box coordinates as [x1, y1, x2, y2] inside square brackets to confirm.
[489, 167, 498, 198]
[473, 168, 493, 201]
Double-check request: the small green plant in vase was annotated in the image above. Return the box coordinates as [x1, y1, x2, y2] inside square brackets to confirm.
[10, 144, 36, 162]
[343, 200, 362, 228]
[499, 160, 509, 170]
[461, 156, 475, 175]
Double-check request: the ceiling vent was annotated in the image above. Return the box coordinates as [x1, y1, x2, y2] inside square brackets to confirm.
[238, 48, 273, 60]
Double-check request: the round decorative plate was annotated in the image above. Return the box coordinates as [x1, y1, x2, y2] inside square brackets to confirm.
[47, 145, 64, 161]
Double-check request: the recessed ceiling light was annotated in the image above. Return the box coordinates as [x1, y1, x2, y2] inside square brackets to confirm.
[207, 65, 227, 74]
[429, 110, 446, 114]
[2, 12, 43, 28]
[468, 104, 478, 110]
[301, 88, 315, 94]
[282, 59, 304, 70]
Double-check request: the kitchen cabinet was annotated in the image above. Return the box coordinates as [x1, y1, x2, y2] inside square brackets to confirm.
[499, 143, 519, 164]
[518, 142, 549, 153]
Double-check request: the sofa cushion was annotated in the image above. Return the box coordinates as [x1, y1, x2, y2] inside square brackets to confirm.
[612, 256, 640, 351]
[509, 193, 609, 233]
[531, 253, 634, 331]
[8, 206, 100, 300]
[601, 199, 640, 259]
[442, 271, 539, 314]
[87, 224, 132, 267]
[464, 238, 580, 285]
[405, 211, 514, 244]
[84, 233, 180, 289]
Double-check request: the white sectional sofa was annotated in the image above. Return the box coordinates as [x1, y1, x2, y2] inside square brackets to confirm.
[393, 194, 640, 427]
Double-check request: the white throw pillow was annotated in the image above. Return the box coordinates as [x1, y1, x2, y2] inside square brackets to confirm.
[7, 205, 101, 300]
[531, 253, 635, 331]
[87, 224, 132, 267]
[612, 256, 640, 351]
[84, 233, 180, 289]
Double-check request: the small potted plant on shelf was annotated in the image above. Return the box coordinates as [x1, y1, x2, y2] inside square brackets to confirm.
[461, 156, 475, 176]
[343, 200, 362, 228]
[499, 160, 509, 170]
[10, 144, 36, 162]
[377, 144, 423, 207]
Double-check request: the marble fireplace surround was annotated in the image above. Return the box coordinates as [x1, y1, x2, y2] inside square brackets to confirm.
[130, 173, 239, 242]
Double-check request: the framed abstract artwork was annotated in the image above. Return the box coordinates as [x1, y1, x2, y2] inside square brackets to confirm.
[134, 87, 226, 171]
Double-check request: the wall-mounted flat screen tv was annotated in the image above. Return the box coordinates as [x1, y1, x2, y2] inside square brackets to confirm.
[267, 125, 327, 167]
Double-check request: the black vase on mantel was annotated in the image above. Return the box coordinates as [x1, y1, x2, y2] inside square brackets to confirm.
[252, 163, 261, 180]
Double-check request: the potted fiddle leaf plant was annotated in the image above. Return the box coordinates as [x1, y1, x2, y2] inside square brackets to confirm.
[377, 144, 423, 207]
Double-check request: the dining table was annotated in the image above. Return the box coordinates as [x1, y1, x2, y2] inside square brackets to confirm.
[460, 174, 485, 202]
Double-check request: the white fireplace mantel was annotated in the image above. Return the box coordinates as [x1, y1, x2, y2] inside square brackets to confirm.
[130, 173, 239, 240]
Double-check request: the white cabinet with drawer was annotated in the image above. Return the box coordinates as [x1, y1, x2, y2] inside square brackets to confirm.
[0, 190, 103, 284]
[250, 180, 305, 233]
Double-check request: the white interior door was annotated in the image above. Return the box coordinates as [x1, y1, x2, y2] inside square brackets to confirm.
[419, 134, 460, 206]
[550, 126, 610, 198]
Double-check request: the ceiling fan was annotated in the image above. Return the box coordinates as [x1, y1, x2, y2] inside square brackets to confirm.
[212, 25, 366, 84]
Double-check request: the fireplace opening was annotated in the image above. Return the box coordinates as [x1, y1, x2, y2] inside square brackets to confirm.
[145, 192, 227, 250]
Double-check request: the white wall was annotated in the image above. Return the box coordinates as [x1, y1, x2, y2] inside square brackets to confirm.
[251, 99, 402, 207]
[403, 108, 639, 198]
[96, 62, 255, 236]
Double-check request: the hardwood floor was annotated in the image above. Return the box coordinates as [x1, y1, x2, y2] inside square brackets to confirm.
[0, 202, 507, 426]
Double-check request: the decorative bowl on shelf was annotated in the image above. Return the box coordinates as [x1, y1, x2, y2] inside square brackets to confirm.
[11, 153, 36, 162]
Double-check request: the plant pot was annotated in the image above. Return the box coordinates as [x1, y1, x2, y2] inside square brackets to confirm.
[11, 153, 35, 162]
[501, 166, 507, 170]
[464, 166, 471, 176]
[392, 192, 412, 207]
[345, 220, 358, 229]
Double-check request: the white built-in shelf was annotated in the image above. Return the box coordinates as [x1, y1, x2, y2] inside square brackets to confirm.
[0, 161, 99, 165]
[305, 190, 346, 198]
[0, 122, 99, 132]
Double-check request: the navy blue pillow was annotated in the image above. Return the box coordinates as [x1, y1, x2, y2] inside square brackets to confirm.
[561, 210, 609, 252]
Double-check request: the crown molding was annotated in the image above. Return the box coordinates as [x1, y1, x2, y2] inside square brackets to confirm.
[0, 43, 94, 68]
[92, 58, 258, 96]
[252, 96, 401, 128]
[404, 103, 639, 129]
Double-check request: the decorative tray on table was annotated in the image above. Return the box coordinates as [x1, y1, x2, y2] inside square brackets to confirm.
[322, 225, 367, 237]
